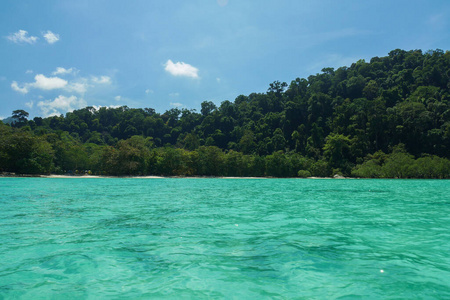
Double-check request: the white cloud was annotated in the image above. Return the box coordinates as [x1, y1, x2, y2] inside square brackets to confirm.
[7, 30, 38, 44]
[170, 102, 183, 107]
[25, 101, 34, 109]
[145, 89, 154, 94]
[169, 92, 180, 97]
[32, 74, 68, 90]
[216, 77, 221, 83]
[11, 70, 113, 95]
[66, 81, 89, 94]
[26, 70, 33, 74]
[91, 76, 111, 84]
[11, 75, 89, 95]
[114, 95, 121, 101]
[59, 75, 108, 94]
[43, 30, 59, 44]
[11, 81, 29, 94]
[52, 67, 74, 75]
[37, 95, 87, 117]
[164, 59, 199, 78]
[92, 105, 121, 111]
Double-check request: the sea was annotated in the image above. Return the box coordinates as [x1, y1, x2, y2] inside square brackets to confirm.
[0, 178, 449, 299]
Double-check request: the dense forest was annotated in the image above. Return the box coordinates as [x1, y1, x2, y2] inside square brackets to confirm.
[1, 49, 450, 178]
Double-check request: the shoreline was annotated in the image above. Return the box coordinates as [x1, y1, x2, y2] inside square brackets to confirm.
[36, 175, 269, 179]
[1, 173, 343, 179]
[0, 174, 446, 179]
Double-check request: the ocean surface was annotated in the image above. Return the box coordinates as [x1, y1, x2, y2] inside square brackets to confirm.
[0, 178, 449, 299]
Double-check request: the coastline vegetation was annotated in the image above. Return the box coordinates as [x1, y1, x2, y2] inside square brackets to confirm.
[1, 49, 449, 178]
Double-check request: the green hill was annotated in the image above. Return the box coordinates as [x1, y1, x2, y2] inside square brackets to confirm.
[1, 49, 449, 178]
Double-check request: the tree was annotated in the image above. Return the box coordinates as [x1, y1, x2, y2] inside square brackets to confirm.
[11, 110, 29, 127]
[380, 145, 415, 178]
[265, 151, 290, 177]
[0, 129, 54, 174]
[183, 132, 200, 151]
[272, 128, 286, 151]
[268, 81, 288, 96]
[201, 101, 217, 116]
[239, 130, 256, 154]
[323, 133, 352, 174]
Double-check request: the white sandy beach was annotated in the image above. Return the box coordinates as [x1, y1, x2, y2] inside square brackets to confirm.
[41, 175, 166, 179]
[3, 174, 347, 179]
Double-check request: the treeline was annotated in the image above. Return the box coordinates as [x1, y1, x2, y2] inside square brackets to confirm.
[1, 49, 450, 178]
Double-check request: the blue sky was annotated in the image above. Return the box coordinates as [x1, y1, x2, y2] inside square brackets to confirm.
[1, 0, 449, 119]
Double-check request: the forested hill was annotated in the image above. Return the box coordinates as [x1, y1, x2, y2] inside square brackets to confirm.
[1, 49, 450, 178]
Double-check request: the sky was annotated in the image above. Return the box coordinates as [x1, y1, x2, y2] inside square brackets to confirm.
[1, 0, 449, 119]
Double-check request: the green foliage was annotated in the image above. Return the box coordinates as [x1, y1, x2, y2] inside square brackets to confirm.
[266, 151, 290, 177]
[352, 160, 383, 178]
[297, 170, 311, 178]
[201, 101, 217, 116]
[0, 123, 54, 174]
[323, 133, 352, 172]
[309, 160, 331, 177]
[11, 110, 29, 127]
[352, 146, 450, 178]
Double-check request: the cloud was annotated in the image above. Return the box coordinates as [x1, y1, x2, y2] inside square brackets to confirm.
[91, 105, 121, 111]
[37, 95, 87, 117]
[11, 71, 113, 95]
[26, 70, 33, 74]
[145, 89, 154, 94]
[7, 30, 38, 44]
[91, 75, 111, 84]
[11, 81, 29, 94]
[114, 95, 121, 101]
[43, 30, 59, 44]
[66, 80, 89, 94]
[32, 74, 68, 90]
[25, 101, 34, 109]
[170, 102, 183, 107]
[52, 67, 74, 75]
[64, 75, 110, 93]
[164, 59, 199, 78]
[12, 75, 89, 94]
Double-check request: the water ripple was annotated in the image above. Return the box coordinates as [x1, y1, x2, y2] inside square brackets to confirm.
[0, 178, 449, 299]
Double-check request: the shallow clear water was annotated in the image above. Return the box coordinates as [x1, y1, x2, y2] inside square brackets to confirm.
[0, 178, 449, 299]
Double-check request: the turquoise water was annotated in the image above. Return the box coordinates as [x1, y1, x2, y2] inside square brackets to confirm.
[0, 178, 449, 299]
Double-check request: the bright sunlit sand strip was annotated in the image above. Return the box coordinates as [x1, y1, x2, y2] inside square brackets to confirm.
[220, 177, 267, 179]
[37, 175, 350, 179]
[41, 175, 106, 178]
[42, 175, 166, 179]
